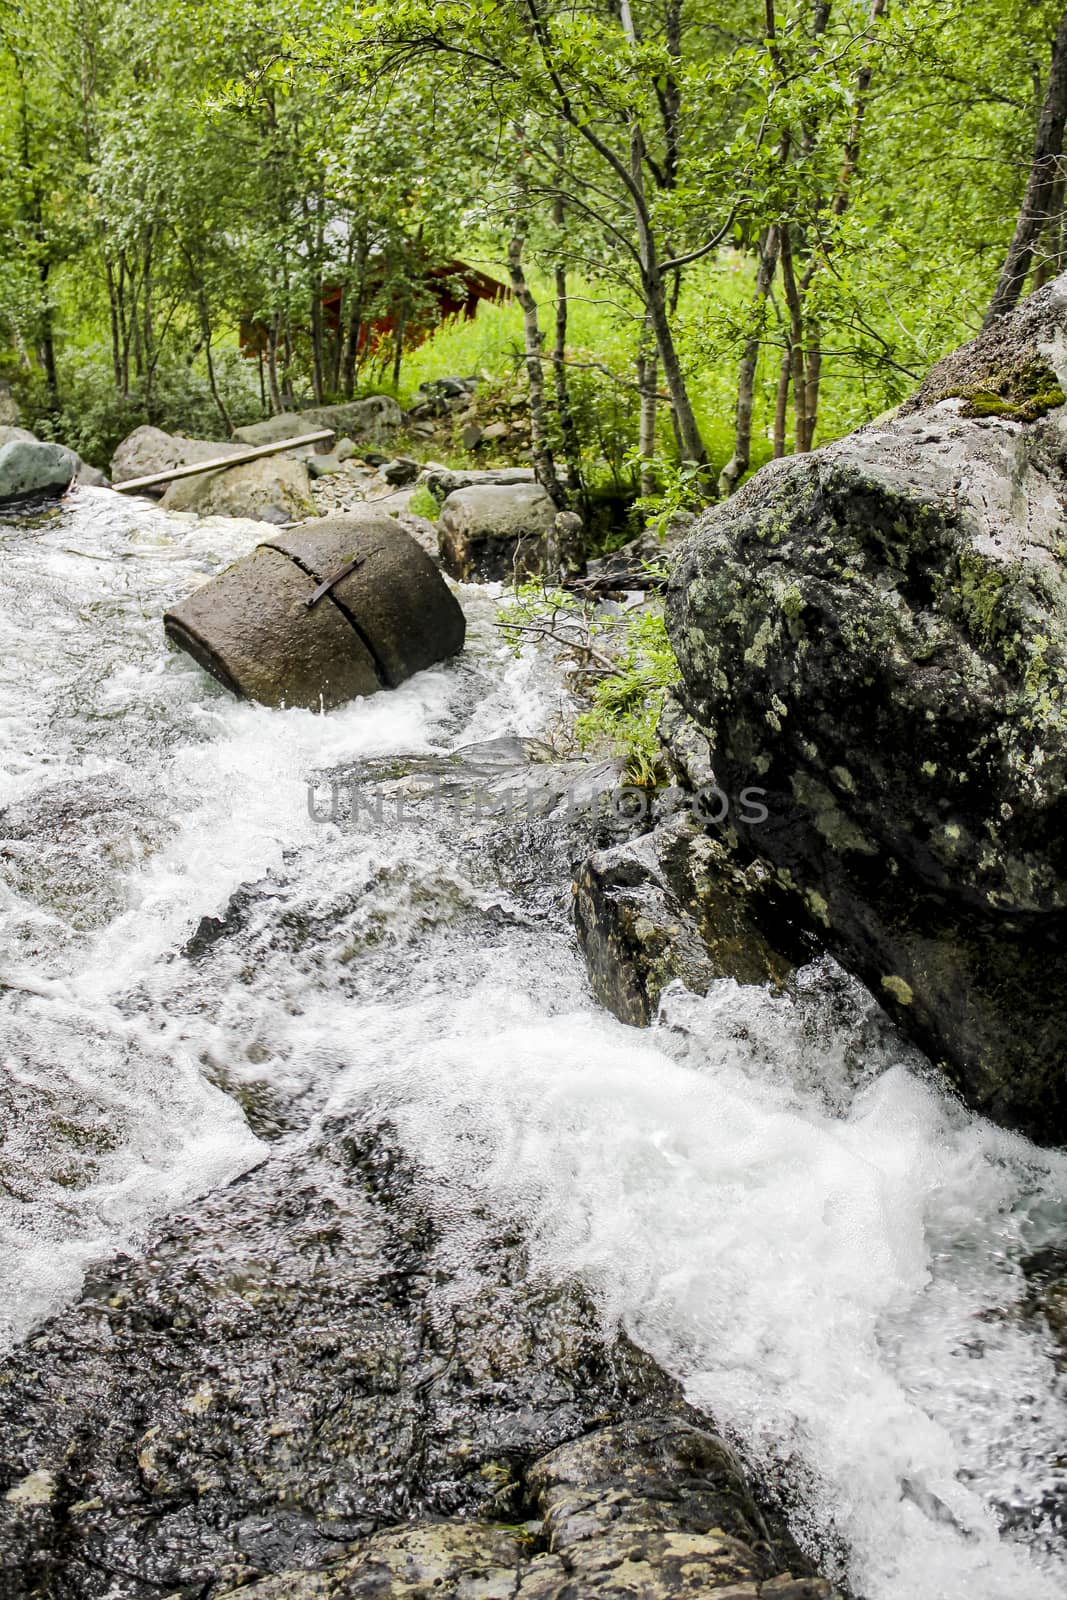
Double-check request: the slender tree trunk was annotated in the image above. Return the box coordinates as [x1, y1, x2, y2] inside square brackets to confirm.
[553, 263, 583, 496]
[105, 258, 122, 391]
[718, 224, 781, 495]
[773, 345, 791, 458]
[507, 232, 568, 509]
[38, 258, 58, 408]
[642, 260, 704, 466]
[391, 311, 406, 390]
[266, 312, 283, 414]
[281, 316, 294, 409]
[803, 338, 822, 451]
[309, 287, 325, 405]
[342, 245, 368, 398]
[198, 294, 232, 434]
[986, 9, 1067, 325]
[342, 303, 363, 399]
[551, 169, 584, 505]
[142, 231, 154, 395]
[779, 227, 808, 452]
[636, 316, 659, 496]
[118, 254, 130, 397]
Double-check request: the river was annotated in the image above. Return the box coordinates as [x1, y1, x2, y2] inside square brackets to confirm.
[1, 486, 1065, 1599]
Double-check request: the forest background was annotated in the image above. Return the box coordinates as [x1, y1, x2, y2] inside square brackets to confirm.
[2, 0, 1065, 512]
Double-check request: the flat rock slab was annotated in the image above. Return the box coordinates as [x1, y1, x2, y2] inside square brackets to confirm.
[0, 1116, 831, 1599]
[0, 1125, 687, 1597]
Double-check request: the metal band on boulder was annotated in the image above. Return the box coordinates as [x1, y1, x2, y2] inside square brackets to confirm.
[164, 511, 465, 709]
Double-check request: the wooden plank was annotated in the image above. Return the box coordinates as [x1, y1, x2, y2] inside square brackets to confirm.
[113, 430, 336, 494]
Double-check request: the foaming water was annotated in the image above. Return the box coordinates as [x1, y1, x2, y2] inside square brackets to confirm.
[1, 488, 1065, 1599]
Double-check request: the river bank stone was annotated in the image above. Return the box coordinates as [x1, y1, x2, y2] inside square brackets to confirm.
[110, 425, 242, 486]
[0, 438, 75, 504]
[438, 482, 557, 581]
[235, 398, 403, 450]
[574, 815, 815, 1026]
[0, 1124, 830, 1599]
[666, 273, 1067, 1141]
[219, 1420, 834, 1600]
[161, 453, 317, 523]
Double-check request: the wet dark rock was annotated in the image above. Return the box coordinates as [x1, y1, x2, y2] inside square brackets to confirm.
[438, 482, 557, 582]
[574, 815, 816, 1026]
[666, 273, 1067, 1142]
[0, 1125, 690, 1598]
[0, 1110, 832, 1597]
[380, 456, 419, 487]
[219, 1420, 835, 1600]
[164, 511, 465, 709]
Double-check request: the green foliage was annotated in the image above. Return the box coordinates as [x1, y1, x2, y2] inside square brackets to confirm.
[0, 0, 1062, 496]
[574, 607, 678, 786]
[498, 583, 678, 785]
[406, 484, 440, 521]
[22, 346, 262, 468]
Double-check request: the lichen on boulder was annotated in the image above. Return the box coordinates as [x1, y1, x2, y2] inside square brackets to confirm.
[573, 814, 814, 1027]
[666, 273, 1067, 1142]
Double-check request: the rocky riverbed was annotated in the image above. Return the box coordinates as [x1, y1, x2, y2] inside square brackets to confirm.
[0, 463, 1066, 1600]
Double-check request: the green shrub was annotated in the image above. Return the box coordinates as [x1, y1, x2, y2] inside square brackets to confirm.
[24, 345, 263, 468]
[497, 583, 679, 785]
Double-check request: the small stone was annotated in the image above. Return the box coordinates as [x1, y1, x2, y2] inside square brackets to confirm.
[5, 1469, 56, 1506]
[381, 456, 419, 487]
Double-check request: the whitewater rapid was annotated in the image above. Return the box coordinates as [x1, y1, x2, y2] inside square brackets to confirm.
[1, 487, 1065, 1600]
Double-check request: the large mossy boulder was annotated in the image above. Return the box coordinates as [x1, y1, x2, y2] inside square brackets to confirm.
[666, 274, 1067, 1143]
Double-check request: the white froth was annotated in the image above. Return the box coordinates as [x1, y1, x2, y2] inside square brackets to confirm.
[0, 488, 1065, 1600]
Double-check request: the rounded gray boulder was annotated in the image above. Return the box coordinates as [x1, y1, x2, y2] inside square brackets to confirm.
[0, 439, 75, 505]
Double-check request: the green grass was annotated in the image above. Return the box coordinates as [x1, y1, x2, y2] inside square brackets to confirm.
[382, 253, 897, 491]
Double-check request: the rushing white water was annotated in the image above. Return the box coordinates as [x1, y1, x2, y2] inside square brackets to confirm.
[1, 487, 1065, 1600]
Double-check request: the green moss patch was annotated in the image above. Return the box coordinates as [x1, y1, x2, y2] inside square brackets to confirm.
[950, 357, 1065, 422]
